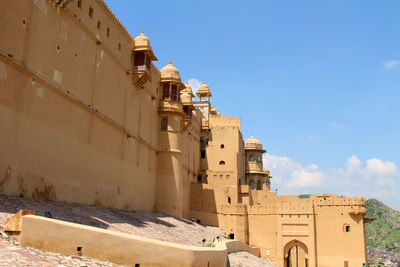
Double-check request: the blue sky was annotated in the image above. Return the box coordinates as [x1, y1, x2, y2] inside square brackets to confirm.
[106, 0, 400, 210]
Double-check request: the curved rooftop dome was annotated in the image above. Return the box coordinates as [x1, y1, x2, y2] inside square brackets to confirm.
[196, 81, 212, 97]
[160, 58, 181, 83]
[134, 29, 157, 60]
[134, 29, 150, 46]
[244, 135, 264, 151]
[184, 82, 195, 97]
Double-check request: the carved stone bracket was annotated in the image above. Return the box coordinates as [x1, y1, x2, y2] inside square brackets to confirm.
[182, 117, 192, 132]
[133, 70, 151, 88]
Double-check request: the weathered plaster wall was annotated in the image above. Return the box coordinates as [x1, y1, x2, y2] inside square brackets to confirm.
[0, 0, 159, 211]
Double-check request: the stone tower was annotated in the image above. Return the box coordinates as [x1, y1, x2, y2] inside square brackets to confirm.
[244, 136, 271, 190]
[193, 82, 213, 181]
[194, 81, 212, 129]
[155, 59, 187, 218]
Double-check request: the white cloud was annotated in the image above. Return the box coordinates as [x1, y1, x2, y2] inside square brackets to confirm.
[366, 158, 398, 176]
[187, 78, 202, 91]
[345, 155, 362, 175]
[263, 154, 400, 210]
[286, 164, 325, 188]
[384, 60, 400, 70]
[263, 154, 301, 186]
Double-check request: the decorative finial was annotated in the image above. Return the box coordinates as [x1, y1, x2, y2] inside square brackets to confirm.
[168, 58, 172, 64]
[203, 81, 205, 84]
[141, 28, 144, 34]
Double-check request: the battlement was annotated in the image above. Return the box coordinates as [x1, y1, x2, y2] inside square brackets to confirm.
[276, 200, 314, 215]
[312, 195, 366, 207]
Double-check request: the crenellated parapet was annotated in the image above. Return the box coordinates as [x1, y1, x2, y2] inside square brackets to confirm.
[276, 200, 314, 215]
[47, 0, 74, 10]
[312, 195, 366, 207]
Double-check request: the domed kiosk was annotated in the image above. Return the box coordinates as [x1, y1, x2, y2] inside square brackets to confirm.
[244, 135, 271, 190]
[133, 29, 157, 88]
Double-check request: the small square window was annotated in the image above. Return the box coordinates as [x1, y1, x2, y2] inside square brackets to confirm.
[220, 175, 223, 179]
[226, 175, 230, 179]
[213, 175, 217, 179]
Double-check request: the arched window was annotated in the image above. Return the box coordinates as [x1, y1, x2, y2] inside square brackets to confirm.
[171, 84, 177, 101]
[228, 197, 231, 204]
[220, 144, 225, 149]
[249, 154, 255, 162]
[256, 154, 262, 162]
[343, 224, 351, 232]
[257, 179, 262, 190]
[161, 118, 168, 131]
[162, 83, 169, 100]
[219, 160, 225, 165]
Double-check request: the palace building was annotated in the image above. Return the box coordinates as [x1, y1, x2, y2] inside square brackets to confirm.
[0, 0, 367, 266]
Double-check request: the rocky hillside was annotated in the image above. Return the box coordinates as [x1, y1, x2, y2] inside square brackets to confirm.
[366, 198, 400, 251]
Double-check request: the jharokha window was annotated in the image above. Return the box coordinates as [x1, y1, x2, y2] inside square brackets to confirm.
[163, 84, 169, 100]
[162, 83, 180, 102]
[134, 52, 145, 66]
[248, 154, 255, 162]
[170, 84, 178, 101]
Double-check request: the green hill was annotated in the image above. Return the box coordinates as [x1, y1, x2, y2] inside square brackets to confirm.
[366, 198, 400, 251]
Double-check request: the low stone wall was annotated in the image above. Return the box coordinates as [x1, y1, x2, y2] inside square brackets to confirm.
[20, 215, 227, 267]
[224, 240, 260, 257]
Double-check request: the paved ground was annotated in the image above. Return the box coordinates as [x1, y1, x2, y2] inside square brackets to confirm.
[228, 251, 278, 267]
[0, 232, 122, 266]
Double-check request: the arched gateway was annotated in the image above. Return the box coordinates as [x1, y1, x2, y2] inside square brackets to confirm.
[284, 240, 309, 267]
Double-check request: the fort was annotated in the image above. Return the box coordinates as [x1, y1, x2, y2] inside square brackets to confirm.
[0, 0, 367, 266]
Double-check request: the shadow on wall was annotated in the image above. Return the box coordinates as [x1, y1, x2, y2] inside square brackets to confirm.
[0, 194, 188, 229]
[190, 185, 219, 226]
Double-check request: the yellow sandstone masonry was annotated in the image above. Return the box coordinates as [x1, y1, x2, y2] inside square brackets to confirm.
[4, 210, 35, 232]
[0, 0, 368, 266]
[20, 215, 227, 267]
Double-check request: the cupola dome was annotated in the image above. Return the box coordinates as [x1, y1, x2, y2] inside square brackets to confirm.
[244, 135, 264, 151]
[184, 82, 195, 97]
[134, 29, 157, 60]
[196, 81, 212, 97]
[160, 58, 182, 83]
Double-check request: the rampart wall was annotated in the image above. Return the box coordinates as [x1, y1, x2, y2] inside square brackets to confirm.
[0, 0, 159, 211]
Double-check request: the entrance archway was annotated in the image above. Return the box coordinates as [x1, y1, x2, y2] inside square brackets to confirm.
[284, 240, 309, 267]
